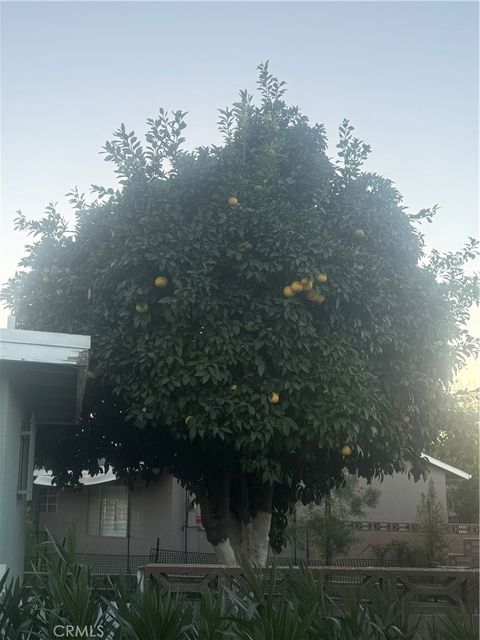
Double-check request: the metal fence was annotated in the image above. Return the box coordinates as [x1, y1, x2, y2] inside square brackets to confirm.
[25, 545, 415, 577]
[147, 548, 413, 567]
[347, 520, 480, 535]
[25, 550, 157, 576]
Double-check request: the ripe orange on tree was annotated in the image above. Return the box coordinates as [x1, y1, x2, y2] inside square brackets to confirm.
[154, 276, 169, 288]
[135, 303, 149, 313]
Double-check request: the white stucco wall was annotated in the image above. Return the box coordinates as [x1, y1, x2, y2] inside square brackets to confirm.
[0, 370, 27, 579]
[357, 465, 447, 522]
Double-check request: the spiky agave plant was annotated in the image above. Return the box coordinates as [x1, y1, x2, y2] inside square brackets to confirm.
[186, 585, 234, 640]
[431, 605, 479, 640]
[284, 568, 343, 639]
[221, 558, 316, 640]
[29, 528, 111, 639]
[106, 580, 193, 640]
[365, 584, 421, 640]
[0, 571, 36, 639]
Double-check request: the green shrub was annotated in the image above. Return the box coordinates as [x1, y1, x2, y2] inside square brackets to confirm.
[1, 531, 476, 640]
[368, 540, 426, 567]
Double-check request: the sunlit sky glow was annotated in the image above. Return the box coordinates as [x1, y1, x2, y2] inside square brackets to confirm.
[1, 2, 478, 385]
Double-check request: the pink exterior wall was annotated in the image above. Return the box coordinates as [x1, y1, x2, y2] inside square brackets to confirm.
[355, 466, 447, 523]
[33, 476, 211, 556]
[32, 465, 455, 561]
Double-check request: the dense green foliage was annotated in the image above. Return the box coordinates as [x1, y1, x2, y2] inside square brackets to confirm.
[1, 532, 477, 640]
[2, 63, 478, 553]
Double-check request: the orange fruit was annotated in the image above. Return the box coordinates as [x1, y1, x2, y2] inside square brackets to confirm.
[354, 229, 365, 239]
[228, 196, 238, 206]
[185, 415, 193, 425]
[269, 392, 280, 404]
[283, 285, 295, 297]
[303, 280, 314, 291]
[341, 444, 352, 456]
[291, 281, 304, 293]
[315, 294, 326, 304]
[154, 276, 169, 288]
[230, 384, 237, 391]
[135, 303, 149, 313]
[316, 272, 328, 283]
[403, 416, 411, 424]
[306, 290, 318, 301]
[240, 241, 253, 251]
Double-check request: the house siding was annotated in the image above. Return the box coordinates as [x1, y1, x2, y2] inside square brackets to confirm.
[356, 466, 447, 522]
[34, 476, 211, 557]
[0, 370, 27, 579]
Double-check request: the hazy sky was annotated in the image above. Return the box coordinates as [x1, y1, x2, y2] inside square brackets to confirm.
[1, 2, 478, 331]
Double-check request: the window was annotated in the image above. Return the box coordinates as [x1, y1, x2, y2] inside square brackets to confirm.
[38, 487, 58, 512]
[88, 485, 128, 537]
[446, 478, 459, 522]
[17, 414, 36, 499]
[17, 434, 30, 495]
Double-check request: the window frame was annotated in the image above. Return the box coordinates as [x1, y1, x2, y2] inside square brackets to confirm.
[88, 484, 129, 538]
[38, 486, 58, 513]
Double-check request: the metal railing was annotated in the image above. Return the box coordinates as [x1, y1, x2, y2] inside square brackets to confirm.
[347, 520, 480, 535]
[25, 550, 157, 576]
[147, 548, 413, 567]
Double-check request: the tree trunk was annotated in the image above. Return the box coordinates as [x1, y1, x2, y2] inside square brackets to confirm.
[196, 471, 238, 566]
[212, 539, 237, 565]
[230, 477, 273, 567]
[197, 472, 274, 567]
[247, 511, 272, 566]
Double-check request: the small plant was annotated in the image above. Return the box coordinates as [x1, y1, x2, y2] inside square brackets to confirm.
[0, 571, 35, 639]
[368, 540, 425, 567]
[187, 585, 233, 640]
[415, 479, 449, 565]
[366, 584, 421, 639]
[0, 529, 476, 640]
[30, 527, 112, 639]
[107, 582, 192, 640]
[303, 475, 380, 561]
[431, 605, 479, 640]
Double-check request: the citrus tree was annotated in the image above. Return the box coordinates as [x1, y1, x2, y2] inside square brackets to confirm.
[3, 63, 478, 565]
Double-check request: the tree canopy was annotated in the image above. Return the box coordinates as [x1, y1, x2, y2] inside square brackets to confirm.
[3, 63, 478, 563]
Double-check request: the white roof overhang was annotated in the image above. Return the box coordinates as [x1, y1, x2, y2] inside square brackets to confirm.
[421, 453, 471, 480]
[33, 467, 117, 486]
[0, 328, 91, 425]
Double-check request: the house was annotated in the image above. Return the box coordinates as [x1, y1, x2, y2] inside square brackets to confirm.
[31, 453, 473, 568]
[31, 467, 211, 564]
[356, 454, 471, 523]
[0, 320, 90, 579]
[286, 455, 473, 562]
